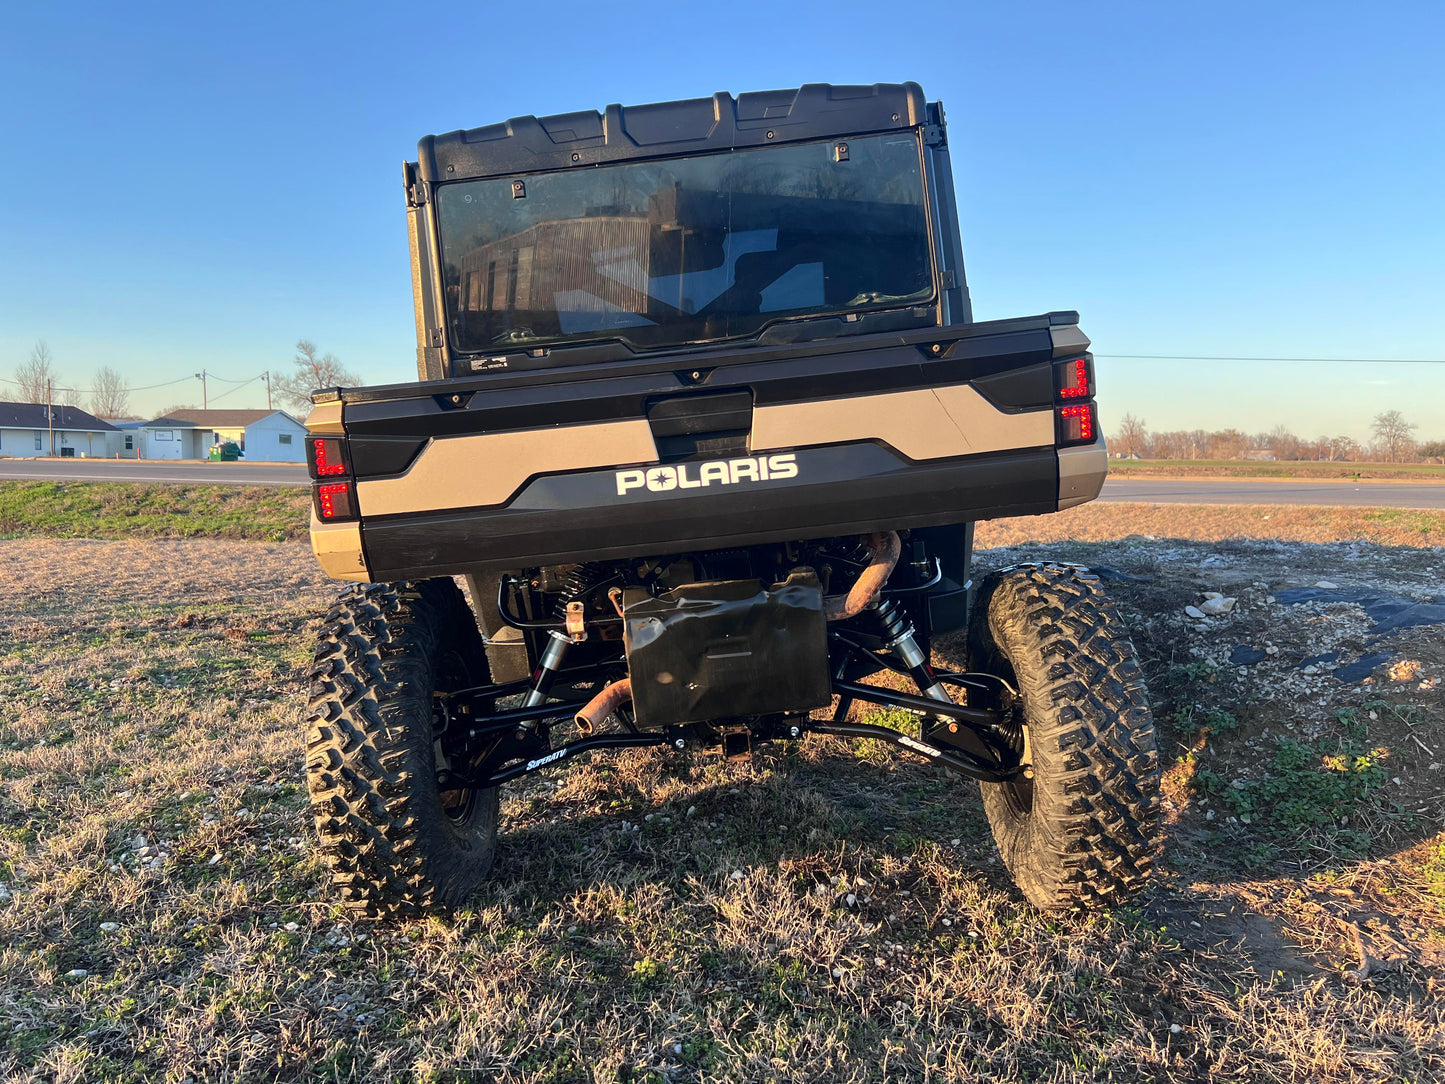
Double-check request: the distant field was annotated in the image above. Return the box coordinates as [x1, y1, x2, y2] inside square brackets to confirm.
[0, 482, 308, 542]
[976, 501, 1445, 548]
[1109, 459, 1445, 481]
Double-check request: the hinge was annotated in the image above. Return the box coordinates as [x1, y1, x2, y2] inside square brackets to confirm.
[429, 327, 444, 347]
[403, 163, 427, 208]
[923, 124, 945, 146]
[939, 269, 957, 290]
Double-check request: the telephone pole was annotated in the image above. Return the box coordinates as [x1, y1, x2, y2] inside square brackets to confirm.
[264, 370, 272, 411]
[46, 379, 55, 456]
[195, 369, 208, 409]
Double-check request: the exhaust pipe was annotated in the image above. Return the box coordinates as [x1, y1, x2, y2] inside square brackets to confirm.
[574, 678, 632, 733]
[824, 531, 900, 621]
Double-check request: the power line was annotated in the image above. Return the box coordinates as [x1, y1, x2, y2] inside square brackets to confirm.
[206, 372, 262, 384]
[207, 376, 262, 404]
[1096, 354, 1445, 364]
[123, 375, 200, 391]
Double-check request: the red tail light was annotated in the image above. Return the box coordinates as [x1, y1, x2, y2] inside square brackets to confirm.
[315, 482, 356, 521]
[1058, 403, 1096, 444]
[1055, 357, 1091, 400]
[308, 436, 348, 479]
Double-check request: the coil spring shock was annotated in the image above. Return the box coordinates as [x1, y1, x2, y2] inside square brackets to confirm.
[876, 598, 953, 705]
[552, 562, 611, 619]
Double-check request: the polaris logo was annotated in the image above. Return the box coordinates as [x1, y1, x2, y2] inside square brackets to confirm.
[616, 453, 798, 496]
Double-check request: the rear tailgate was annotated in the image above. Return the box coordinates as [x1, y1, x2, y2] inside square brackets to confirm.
[306, 313, 1105, 581]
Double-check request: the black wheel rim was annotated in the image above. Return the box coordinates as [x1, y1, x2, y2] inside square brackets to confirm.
[978, 638, 1035, 814]
[433, 648, 485, 824]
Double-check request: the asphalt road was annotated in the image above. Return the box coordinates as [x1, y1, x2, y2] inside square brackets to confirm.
[2, 459, 1443, 508]
[1099, 477, 1445, 509]
[0, 459, 308, 486]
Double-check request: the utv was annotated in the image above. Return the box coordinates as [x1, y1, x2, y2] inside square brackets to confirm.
[302, 82, 1159, 917]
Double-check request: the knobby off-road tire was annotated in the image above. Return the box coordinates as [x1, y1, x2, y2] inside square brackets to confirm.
[305, 578, 499, 918]
[970, 564, 1160, 910]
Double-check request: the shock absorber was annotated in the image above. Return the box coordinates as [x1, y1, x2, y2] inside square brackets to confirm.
[523, 631, 572, 708]
[552, 563, 609, 620]
[522, 564, 611, 709]
[875, 597, 953, 706]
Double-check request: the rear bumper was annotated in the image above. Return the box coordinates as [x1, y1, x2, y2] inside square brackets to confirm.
[351, 439, 1093, 581]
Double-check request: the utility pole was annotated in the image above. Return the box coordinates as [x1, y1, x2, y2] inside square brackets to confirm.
[46, 379, 55, 456]
[195, 368, 208, 410]
[264, 370, 272, 411]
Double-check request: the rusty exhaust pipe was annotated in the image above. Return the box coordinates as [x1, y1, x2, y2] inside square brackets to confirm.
[574, 678, 632, 733]
[824, 530, 901, 622]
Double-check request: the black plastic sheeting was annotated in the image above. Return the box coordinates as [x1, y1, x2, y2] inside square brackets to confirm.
[1274, 586, 1445, 641]
[1332, 652, 1397, 683]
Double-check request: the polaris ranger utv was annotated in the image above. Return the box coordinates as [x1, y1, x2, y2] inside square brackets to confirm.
[302, 82, 1160, 917]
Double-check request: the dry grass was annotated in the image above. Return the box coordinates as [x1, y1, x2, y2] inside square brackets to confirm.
[1, 535, 1442, 1083]
[978, 502, 1445, 548]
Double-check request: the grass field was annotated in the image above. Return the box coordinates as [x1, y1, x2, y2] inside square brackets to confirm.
[1, 525, 1442, 1082]
[1107, 459, 1445, 481]
[0, 482, 308, 542]
[4, 481, 1445, 551]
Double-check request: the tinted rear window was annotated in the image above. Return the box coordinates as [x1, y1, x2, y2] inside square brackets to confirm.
[435, 132, 934, 355]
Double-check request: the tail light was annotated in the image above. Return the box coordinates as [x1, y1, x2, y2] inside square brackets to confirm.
[307, 436, 349, 479]
[1054, 355, 1097, 445]
[1058, 403, 1096, 444]
[1054, 357, 1091, 401]
[315, 481, 356, 521]
[308, 434, 356, 520]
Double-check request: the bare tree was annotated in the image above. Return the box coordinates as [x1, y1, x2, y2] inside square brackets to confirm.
[1112, 413, 1148, 458]
[273, 340, 359, 410]
[1207, 428, 1250, 460]
[89, 366, 131, 418]
[1371, 410, 1417, 463]
[1419, 440, 1445, 463]
[14, 340, 58, 402]
[1330, 435, 1362, 462]
[1265, 424, 1304, 461]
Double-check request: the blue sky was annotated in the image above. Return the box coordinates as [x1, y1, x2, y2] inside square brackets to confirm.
[2, 1, 1442, 441]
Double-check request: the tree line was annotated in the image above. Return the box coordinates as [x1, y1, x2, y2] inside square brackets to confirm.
[8, 339, 358, 420]
[1110, 410, 1444, 463]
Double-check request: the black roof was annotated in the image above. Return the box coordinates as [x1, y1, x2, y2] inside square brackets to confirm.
[0, 401, 116, 432]
[416, 82, 929, 185]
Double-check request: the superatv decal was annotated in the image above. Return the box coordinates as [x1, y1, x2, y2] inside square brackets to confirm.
[615, 453, 798, 496]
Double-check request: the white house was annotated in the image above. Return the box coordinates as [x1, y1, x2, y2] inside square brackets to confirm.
[238, 411, 307, 462]
[140, 409, 307, 462]
[104, 420, 147, 459]
[0, 402, 117, 458]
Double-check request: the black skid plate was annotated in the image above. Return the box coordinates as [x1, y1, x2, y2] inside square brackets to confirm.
[623, 574, 830, 728]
